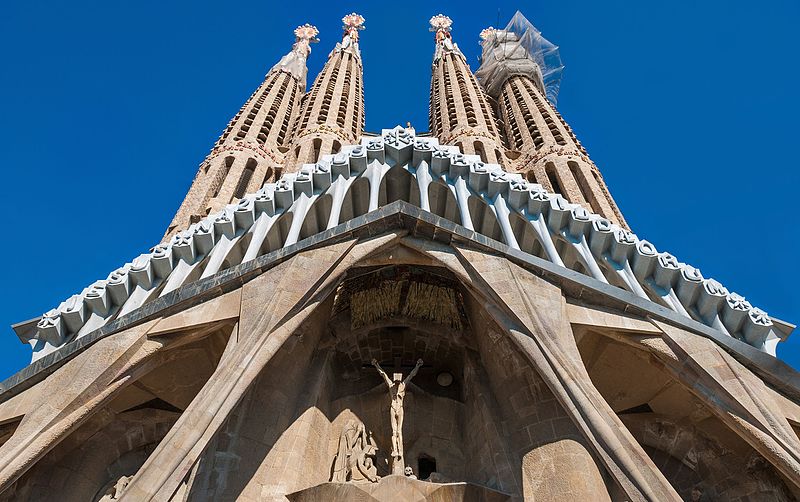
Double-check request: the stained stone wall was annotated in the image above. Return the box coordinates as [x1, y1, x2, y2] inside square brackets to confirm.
[329, 385, 465, 481]
[628, 416, 793, 501]
[0, 327, 231, 501]
[179, 263, 621, 500]
[178, 296, 476, 499]
[186, 305, 333, 501]
[464, 296, 614, 500]
[1, 215, 799, 501]
[576, 330, 797, 501]
[0, 409, 178, 502]
[462, 352, 520, 492]
[326, 330, 468, 485]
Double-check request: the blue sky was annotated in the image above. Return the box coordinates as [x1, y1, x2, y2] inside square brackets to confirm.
[0, 0, 797, 380]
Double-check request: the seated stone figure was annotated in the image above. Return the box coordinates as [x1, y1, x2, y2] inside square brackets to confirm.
[331, 420, 380, 483]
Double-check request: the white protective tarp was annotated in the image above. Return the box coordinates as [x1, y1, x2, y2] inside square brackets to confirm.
[476, 11, 564, 104]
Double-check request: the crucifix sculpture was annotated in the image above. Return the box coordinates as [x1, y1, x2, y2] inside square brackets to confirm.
[371, 357, 423, 474]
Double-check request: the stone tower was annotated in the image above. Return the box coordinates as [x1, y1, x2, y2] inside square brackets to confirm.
[428, 15, 505, 165]
[475, 13, 627, 227]
[2, 11, 799, 502]
[284, 13, 366, 172]
[164, 24, 318, 239]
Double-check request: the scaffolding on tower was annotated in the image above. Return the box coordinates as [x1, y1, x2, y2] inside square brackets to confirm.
[476, 11, 564, 105]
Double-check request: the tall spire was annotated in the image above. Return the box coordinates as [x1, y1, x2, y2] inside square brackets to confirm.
[428, 14, 505, 165]
[284, 13, 366, 172]
[476, 13, 627, 227]
[163, 25, 317, 239]
[429, 14, 459, 60]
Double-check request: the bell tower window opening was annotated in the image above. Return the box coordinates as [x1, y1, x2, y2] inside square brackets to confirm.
[313, 138, 322, 163]
[211, 156, 236, 199]
[568, 161, 603, 215]
[233, 158, 257, 200]
[545, 162, 566, 199]
[473, 141, 487, 163]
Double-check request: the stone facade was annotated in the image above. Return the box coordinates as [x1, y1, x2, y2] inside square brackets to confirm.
[3, 10, 798, 502]
[2, 218, 799, 500]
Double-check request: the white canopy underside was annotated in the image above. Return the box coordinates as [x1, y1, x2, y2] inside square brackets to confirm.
[21, 126, 785, 362]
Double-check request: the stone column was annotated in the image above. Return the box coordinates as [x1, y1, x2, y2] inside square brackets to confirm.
[444, 243, 680, 501]
[120, 233, 401, 500]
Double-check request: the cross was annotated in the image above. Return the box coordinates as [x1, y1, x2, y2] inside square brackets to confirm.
[362, 356, 430, 374]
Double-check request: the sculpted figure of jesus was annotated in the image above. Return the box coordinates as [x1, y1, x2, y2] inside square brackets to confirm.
[371, 358, 423, 468]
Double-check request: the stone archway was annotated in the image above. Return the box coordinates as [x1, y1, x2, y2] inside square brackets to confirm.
[0, 409, 179, 502]
[621, 414, 794, 501]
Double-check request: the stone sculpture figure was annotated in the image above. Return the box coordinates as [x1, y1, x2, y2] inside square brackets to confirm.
[351, 429, 380, 482]
[371, 358, 423, 473]
[98, 475, 131, 501]
[331, 420, 380, 483]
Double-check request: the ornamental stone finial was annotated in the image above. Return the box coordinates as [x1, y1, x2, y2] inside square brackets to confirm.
[294, 24, 319, 43]
[293, 23, 319, 56]
[429, 14, 453, 42]
[479, 27, 496, 41]
[342, 13, 365, 42]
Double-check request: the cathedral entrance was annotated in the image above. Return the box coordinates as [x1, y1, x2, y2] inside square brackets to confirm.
[283, 264, 515, 500]
[324, 265, 469, 482]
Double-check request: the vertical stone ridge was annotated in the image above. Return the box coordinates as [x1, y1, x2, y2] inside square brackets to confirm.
[428, 14, 505, 166]
[163, 25, 318, 240]
[477, 26, 628, 228]
[283, 13, 366, 173]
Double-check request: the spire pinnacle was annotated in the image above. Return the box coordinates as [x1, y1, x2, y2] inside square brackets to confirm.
[293, 23, 320, 57]
[342, 13, 365, 43]
[269, 24, 318, 88]
[479, 27, 496, 41]
[430, 14, 461, 61]
[429, 14, 453, 43]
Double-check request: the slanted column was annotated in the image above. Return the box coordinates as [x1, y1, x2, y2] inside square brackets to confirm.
[163, 24, 317, 239]
[284, 13, 366, 173]
[428, 14, 505, 166]
[476, 19, 628, 228]
[450, 246, 681, 501]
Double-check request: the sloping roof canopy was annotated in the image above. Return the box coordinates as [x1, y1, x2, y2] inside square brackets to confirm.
[14, 126, 792, 365]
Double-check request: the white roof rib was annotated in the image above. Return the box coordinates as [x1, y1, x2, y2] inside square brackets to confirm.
[15, 126, 790, 362]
